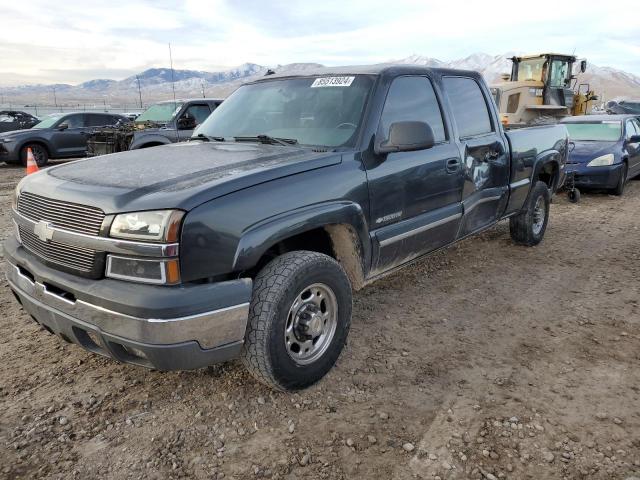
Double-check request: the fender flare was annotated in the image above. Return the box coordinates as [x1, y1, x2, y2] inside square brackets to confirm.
[16, 137, 54, 157]
[129, 135, 172, 150]
[531, 150, 562, 192]
[232, 201, 371, 278]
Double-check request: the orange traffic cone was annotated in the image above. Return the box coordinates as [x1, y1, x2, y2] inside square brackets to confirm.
[26, 148, 39, 175]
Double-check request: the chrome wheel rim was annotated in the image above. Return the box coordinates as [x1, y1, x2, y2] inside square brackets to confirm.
[284, 283, 338, 365]
[532, 196, 546, 235]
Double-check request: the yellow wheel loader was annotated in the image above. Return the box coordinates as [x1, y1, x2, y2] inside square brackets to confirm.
[490, 53, 598, 127]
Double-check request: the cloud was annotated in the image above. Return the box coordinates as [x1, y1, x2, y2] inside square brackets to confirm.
[0, 0, 638, 85]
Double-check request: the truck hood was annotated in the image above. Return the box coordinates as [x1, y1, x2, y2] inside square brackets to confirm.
[21, 141, 342, 213]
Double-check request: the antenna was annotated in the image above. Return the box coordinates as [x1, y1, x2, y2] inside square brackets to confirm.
[136, 75, 143, 108]
[168, 43, 177, 107]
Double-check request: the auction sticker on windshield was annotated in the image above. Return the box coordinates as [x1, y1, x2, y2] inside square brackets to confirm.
[311, 76, 355, 88]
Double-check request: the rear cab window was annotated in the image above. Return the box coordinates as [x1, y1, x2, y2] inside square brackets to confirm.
[442, 77, 494, 138]
[380, 76, 447, 143]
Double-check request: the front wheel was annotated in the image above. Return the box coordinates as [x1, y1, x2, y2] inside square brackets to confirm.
[509, 180, 551, 246]
[612, 163, 627, 196]
[20, 143, 49, 167]
[241, 251, 352, 391]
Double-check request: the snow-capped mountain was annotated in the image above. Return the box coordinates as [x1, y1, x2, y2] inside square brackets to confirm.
[2, 54, 639, 106]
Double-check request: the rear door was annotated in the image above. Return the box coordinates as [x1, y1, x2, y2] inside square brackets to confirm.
[442, 76, 510, 237]
[367, 75, 464, 274]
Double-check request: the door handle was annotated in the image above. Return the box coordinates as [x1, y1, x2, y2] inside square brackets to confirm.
[446, 158, 460, 173]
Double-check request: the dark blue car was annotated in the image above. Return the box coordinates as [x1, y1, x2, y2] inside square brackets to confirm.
[561, 115, 640, 195]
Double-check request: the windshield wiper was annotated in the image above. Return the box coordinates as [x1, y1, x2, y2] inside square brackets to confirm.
[233, 134, 298, 146]
[191, 133, 226, 142]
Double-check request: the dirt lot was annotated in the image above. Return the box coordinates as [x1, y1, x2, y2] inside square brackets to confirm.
[1, 162, 639, 480]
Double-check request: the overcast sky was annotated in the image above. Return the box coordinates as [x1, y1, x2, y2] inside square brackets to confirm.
[1, 0, 639, 85]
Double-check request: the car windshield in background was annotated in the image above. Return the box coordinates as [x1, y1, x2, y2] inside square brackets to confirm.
[33, 115, 64, 129]
[196, 75, 374, 148]
[565, 122, 622, 142]
[136, 102, 183, 122]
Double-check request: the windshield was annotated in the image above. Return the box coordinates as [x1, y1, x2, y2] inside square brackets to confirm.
[515, 58, 546, 82]
[136, 102, 183, 123]
[565, 122, 622, 142]
[196, 75, 374, 147]
[33, 114, 64, 129]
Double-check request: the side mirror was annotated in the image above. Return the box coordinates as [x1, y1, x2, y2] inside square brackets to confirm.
[57, 123, 69, 131]
[580, 60, 587, 73]
[628, 135, 640, 143]
[375, 121, 435, 155]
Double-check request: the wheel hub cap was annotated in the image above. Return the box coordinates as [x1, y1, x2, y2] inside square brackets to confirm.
[285, 283, 338, 365]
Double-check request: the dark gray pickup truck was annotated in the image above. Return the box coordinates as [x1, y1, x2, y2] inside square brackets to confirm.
[5, 65, 568, 391]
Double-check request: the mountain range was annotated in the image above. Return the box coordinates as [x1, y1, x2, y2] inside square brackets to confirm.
[3, 53, 639, 107]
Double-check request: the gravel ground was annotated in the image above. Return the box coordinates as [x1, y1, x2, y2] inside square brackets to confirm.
[1, 161, 639, 480]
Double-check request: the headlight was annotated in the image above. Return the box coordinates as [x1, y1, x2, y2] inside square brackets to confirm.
[110, 210, 184, 243]
[106, 255, 180, 285]
[587, 154, 615, 167]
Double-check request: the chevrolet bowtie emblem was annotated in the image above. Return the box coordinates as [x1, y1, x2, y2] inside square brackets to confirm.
[34, 220, 55, 243]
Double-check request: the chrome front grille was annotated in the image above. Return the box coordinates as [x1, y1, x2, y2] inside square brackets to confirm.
[19, 226, 100, 273]
[17, 192, 105, 236]
[16, 193, 106, 277]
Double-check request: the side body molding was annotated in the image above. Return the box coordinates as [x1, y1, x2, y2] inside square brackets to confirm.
[232, 201, 371, 274]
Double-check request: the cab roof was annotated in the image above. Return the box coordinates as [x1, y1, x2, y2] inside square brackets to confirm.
[251, 64, 483, 82]
[514, 53, 577, 61]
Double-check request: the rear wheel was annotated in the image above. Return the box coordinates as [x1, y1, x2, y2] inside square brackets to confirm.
[241, 251, 352, 391]
[20, 143, 49, 166]
[510, 181, 550, 246]
[612, 163, 627, 196]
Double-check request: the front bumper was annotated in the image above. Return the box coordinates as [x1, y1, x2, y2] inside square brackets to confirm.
[4, 234, 252, 370]
[565, 163, 624, 190]
[0, 142, 20, 163]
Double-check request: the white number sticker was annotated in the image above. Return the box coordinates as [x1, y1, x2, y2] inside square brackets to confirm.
[311, 76, 355, 88]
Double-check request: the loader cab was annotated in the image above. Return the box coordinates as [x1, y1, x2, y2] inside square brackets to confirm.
[511, 53, 577, 110]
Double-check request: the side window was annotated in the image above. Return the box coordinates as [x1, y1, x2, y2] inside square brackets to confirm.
[626, 120, 639, 139]
[60, 114, 85, 129]
[380, 76, 446, 143]
[86, 114, 113, 127]
[443, 77, 493, 138]
[183, 104, 212, 125]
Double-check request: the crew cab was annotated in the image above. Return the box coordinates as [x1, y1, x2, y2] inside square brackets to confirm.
[5, 65, 568, 391]
[86, 98, 222, 156]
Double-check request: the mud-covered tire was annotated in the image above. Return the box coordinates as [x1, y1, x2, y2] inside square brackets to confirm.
[241, 251, 352, 391]
[509, 181, 551, 246]
[20, 143, 49, 166]
[612, 163, 627, 196]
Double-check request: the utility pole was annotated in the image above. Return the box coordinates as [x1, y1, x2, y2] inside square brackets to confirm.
[168, 43, 177, 108]
[53, 86, 58, 109]
[201, 78, 206, 98]
[136, 75, 143, 108]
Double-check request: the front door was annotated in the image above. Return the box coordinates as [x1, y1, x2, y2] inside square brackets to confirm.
[366, 75, 464, 274]
[625, 119, 640, 176]
[50, 113, 88, 156]
[441, 76, 510, 237]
